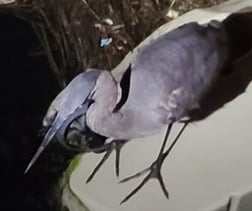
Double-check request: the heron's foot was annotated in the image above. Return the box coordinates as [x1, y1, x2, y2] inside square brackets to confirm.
[86, 139, 127, 183]
[119, 123, 188, 204]
[120, 153, 169, 204]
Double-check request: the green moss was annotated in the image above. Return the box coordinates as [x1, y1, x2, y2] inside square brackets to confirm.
[65, 154, 82, 183]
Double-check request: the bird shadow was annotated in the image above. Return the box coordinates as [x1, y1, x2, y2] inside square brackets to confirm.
[190, 11, 252, 121]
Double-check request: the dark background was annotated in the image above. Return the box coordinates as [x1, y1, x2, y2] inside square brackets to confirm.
[0, 14, 69, 211]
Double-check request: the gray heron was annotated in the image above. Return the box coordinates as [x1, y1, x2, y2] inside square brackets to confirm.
[25, 21, 230, 203]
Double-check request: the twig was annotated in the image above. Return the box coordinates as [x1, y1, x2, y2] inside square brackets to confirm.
[81, 0, 100, 21]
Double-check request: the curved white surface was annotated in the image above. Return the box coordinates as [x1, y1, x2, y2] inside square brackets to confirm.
[71, 82, 252, 211]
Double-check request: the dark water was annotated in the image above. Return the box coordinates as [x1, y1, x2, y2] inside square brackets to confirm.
[0, 14, 73, 211]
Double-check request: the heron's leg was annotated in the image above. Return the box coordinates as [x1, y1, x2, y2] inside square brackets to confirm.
[120, 122, 188, 204]
[86, 139, 128, 183]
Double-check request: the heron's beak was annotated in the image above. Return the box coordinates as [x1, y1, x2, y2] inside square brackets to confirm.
[24, 101, 90, 174]
[24, 125, 57, 174]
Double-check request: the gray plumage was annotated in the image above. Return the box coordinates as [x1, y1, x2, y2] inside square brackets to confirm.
[25, 69, 102, 173]
[84, 21, 230, 203]
[86, 22, 229, 140]
[26, 21, 230, 202]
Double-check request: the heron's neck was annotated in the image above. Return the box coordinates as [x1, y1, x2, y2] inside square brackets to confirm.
[86, 71, 131, 139]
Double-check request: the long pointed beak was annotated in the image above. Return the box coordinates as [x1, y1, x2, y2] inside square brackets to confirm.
[24, 126, 56, 174]
[24, 102, 91, 174]
[24, 143, 47, 174]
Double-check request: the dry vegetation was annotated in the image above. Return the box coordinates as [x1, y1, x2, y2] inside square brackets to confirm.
[0, 0, 227, 85]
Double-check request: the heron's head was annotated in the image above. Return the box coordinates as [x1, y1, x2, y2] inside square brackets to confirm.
[60, 114, 107, 153]
[25, 69, 105, 173]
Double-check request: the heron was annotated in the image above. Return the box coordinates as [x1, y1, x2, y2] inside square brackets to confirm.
[24, 69, 106, 173]
[25, 20, 230, 203]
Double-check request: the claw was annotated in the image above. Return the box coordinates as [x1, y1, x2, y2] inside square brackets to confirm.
[156, 170, 169, 199]
[119, 167, 149, 183]
[115, 140, 127, 177]
[121, 173, 152, 204]
[86, 140, 127, 183]
[120, 159, 169, 204]
[86, 147, 113, 183]
[120, 123, 188, 204]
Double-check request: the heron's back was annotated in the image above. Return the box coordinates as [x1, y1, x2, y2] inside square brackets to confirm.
[122, 22, 229, 131]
